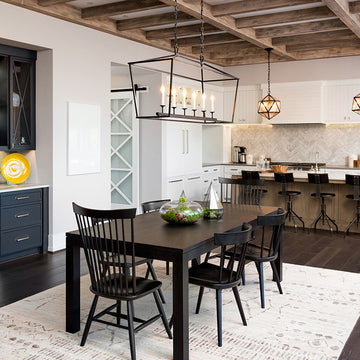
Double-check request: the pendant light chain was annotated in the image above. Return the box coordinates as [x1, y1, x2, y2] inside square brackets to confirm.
[200, 0, 205, 65]
[174, 0, 179, 54]
[267, 48, 271, 95]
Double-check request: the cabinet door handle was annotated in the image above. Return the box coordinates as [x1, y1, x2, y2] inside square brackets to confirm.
[204, 180, 209, 183]
[16, 235, 30, 242]
[213, 169, 218, 172]
[182, 130, 185, 154]
[188, 176, 200, 180]
[230, 168, 238, 171]
[16, 213, 30, 218]
[186, 129, 189, 154]
[16, 196, 30, 200]
[169, 179, 182, 183]
[203, 169, 209, 173]
[213, 179, 218, 182]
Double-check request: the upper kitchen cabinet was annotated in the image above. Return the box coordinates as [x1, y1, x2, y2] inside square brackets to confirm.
[261, 81, 324, 124]
[323, 80, 360, 124]
[0, 44, 36, 151]
[223, 86, 262, 124]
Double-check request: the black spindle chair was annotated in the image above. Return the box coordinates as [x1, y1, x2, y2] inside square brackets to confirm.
[219, 177, 265, 205]
[241, 170, 268, 194]
[227, 209, 286, 308]
[344, 174, 360, 235]
[308, 173, 338, 232]
[73, 203, 172, 360]
[189, 224, 252, 347]
[142, 199, 171, 276]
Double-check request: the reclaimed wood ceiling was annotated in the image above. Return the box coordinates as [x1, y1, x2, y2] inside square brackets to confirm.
[4, 0, 360, 66]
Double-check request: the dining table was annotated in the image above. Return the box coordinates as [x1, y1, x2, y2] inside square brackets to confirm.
[65, 203, 281, 360]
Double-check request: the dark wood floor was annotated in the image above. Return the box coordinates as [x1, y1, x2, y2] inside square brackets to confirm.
[0, 227, 359, 358]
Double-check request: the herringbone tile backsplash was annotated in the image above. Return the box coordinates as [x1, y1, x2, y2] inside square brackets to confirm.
[231, 124, 360, 166]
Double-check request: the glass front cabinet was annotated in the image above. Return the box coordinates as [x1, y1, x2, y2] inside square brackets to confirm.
[0, 44, 36, 150]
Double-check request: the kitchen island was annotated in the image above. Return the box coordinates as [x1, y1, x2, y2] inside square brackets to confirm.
[203, 163, 360, 232]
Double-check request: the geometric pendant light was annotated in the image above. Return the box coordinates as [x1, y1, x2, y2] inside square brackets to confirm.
[352, 93, 360, 115]
[258, 48, 281, 120]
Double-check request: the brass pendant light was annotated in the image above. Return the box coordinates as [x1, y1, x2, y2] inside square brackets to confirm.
[352, 93, 360, 114]
[258, 48, 281, 120]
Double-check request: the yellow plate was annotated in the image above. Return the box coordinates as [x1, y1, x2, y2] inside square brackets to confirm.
[1, 153, 31, 184]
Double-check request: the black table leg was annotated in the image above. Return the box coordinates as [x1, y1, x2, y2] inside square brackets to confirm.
[273, 228, 283, 282]
[66, 236, 81, 333]
[172, 255, 189, 360]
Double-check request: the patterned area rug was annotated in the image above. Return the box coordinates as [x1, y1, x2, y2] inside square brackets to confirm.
[1, 262, 359, 360]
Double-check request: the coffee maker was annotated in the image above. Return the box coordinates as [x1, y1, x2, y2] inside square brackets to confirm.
[239, 146, 247, 164]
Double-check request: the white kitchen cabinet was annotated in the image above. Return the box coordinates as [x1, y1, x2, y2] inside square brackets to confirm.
[166, 176, 185, 201]
[323, 81, 360, 123]
[202, 166, 223, 200]
[164, 122, 202, 178]
[262, 81, 324, 124]
[223, 86, 262, 124]
[185, 174, 203, 201]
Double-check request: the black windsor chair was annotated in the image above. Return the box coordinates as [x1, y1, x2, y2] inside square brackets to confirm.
[219, 177, 265, 205]
[188, 224, 252, 347]
[141, 199, 171, 276]
[72, 203, 172, 360]
[344, 174, 360, 235]
[241, 170, 268, 194]
[227, 209, 286, 308]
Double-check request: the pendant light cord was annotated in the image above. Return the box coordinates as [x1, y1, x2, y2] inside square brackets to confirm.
[174, 0, 179, 55]
[200, 0, 204, 65]
[267, 48, 272, 95]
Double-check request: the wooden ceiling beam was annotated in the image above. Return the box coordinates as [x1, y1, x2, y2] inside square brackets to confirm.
[322, 0, 360, 38]
[212, 0, 319, 17]
[256, 18, 347, 38]
[286, 39, 360, 52]
[82, 0, 168, 20]
[158, 0, 296, 60]
[117, 12, 193, 31]
[37, 0, 71, 5]
[191, 41, 257, 54]
[272, 29, 356, 45]
[349, 1, 360, 14]
[171, 33, 241, 47]
[235, 6, 334, 28]
[146, 23, 220, 40]
[220, 53, 286, 66]
[293, 46, 360, 60]
[209, 47, 269, 59]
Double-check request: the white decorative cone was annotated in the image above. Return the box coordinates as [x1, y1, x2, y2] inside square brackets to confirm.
[203, 182, 223, 219]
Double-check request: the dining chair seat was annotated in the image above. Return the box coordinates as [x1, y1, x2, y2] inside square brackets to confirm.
[91, 274, 162, 301]
[189, 262, 239, 289]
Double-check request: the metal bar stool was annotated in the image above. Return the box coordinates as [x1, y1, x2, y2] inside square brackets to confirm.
[344, 174, 360, 235]
[274, 172, 305, 231]
[308, 173, 338, 233]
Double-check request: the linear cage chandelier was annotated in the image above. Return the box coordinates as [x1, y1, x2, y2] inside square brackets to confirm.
[128, 0, 239, 124]
[258, 48, 281, 120]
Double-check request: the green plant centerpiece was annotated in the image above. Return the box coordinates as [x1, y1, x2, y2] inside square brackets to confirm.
[159, 194, 203, 224]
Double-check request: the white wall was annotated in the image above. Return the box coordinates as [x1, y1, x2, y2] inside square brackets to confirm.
[0, 2, 169, 251]
[228, 56, 360, 86]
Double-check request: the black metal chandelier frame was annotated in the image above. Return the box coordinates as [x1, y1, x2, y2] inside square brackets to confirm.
[128, 0, 239, 124]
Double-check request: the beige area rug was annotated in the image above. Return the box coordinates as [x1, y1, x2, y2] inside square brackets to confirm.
[1, 262, 360, 360]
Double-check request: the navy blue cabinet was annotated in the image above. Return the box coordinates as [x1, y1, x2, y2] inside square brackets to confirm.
[0, 187, 48, 262]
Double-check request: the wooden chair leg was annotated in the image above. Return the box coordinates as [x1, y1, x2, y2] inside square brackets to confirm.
[127, 301, 136, 360]
[270, 261, 283, 294]
[153, 291, 173, 339]
[255, 262, 265, 308]
[81, 295, 99, 346]
[216, 289, 222, 347]
[147, 261, 166, 304]
[116, 300, 121, 326]
[232, 286, 247, 326]
[195, 287, 204, 314]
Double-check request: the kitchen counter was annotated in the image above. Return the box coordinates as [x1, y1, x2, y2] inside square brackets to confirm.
[0, 184, 49, 193]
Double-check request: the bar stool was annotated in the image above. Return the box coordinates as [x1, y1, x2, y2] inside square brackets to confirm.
[308, 173, 338, 232]
[344, 174, 360, 235]
[274, 172, 304, 231]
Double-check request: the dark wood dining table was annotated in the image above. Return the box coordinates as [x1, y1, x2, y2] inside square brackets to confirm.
[65, 203, 280, 360]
